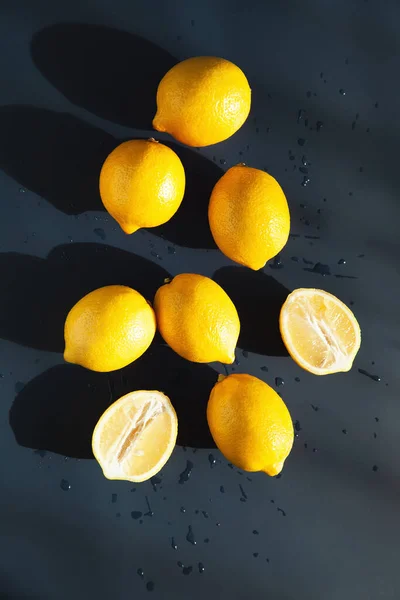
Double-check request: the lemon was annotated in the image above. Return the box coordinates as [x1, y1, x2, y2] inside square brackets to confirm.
[64, 285, 156, 372]
[153, 273, 240, 364]
[208, 165, 290, 270]
[280, 288, 361, 375]
[153, 56, 251, 147]
[99, 139, 185, 234]
[92, 390, 177, 482]
[207, 373, 293, 476]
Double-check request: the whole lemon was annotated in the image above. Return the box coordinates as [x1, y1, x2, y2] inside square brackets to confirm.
[153, 56, 251, 147]
[64, 285, 156, 372]
[154, 273, 240, 364]
[207, 373, 294, 476]
[99, 139, 185, 234]
[208, 165, 290, 270]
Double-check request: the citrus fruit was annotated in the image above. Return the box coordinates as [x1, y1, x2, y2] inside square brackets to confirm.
[207, 373, 294, 476]
[92, 390, 177, 482]
[208, 165, 290, 270]
[99, 139, 185, 234]
[153, 273, 240, 364]
[153, 56, 251, 147]
[279, 288, 361, 375]
[64, 285, 156, 372]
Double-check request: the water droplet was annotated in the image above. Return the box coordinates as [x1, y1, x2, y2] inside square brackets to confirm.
[253, 530, 259, 535]
[339, 88, 346, 95]
[342, 429, 347, 434]
[93, 228, 106, 241]
[298, 137, 306, 146]
[305, 262, 331, 276]
[358, 369, 381, 382]
[198, 562, 205, 573]
[60, 479, 71, 491]
[220, 158, 227, 165]
[374, 101, 379, 108]
[191, 19, 195, 26]
[275, 377, 284, 388]
[220, 485, 225, 493]
[372, 465, 378, 472]
[261, 366, 268, 372]
[301, 176, 310, 187]
[295, 377, 300, 382]
[269, 254, 283, 269]
[131, 511, 142, 520]
[253, 552, 259, 558]
[294, 420, 302, 432]
[146, 581, 155, 592]
[167, 246, 176, 255]
[338, 258, 346, 265]
[299, 166, 308, 174]
[311, 404, 319, 412]
[297, 109, 305, 123]
[34, 449, 47, 457]
[150, 475, 162, 491]
[204, 538, 210, 543]
[144, 496, 154, 517]
[186, 525, 196, 545]
[171, 537, 178, 550]
[180, 506, 186, 514]
[183, 566, 193, 575]
[216, 522, 221, 527]
[179, 460, 193, 484]
[277, 507, 286, 516]
[242, 350, 249, 359]
[137, 568, 144, 579]
[177, 561, 184, 568]
[208, 454, 216, 468]
[375, 417, 380, 422]
[111, 493, 117, 503]
[316, 121, 323, 131]
[15, 381, 25, 393]
[239, 484, 247, 501]
[312, 448, 317, 453]
[373, 432, 377, 439]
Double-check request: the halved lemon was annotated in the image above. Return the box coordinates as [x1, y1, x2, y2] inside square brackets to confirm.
[92, 390, 178, 482]
[280, 288, 361, 375]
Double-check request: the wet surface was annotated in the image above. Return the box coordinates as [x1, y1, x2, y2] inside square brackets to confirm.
[0, 1, 399, 599]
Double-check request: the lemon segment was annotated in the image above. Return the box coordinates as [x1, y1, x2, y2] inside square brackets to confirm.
[92, 390, 177, 483]
[280, 288, 361, 375]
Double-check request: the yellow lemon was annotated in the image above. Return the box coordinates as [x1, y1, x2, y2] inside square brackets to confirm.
[153, 56, 251, 147]
[280, 288, 361, 375]
[154, 273, 240, 364]
[92, 390, 177, 482]
[99, 139, 185, 234]
[64, 285, 156, 372]
[207, 373, 294, 476]
[208, 165, 290, 270]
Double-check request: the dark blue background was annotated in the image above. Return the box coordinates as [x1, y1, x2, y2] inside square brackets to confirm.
[1, 1, 399, 598]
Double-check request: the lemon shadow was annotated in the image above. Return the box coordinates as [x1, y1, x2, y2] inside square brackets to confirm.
[213, 266, 290, 357]
[10, 344, 217, 457]
[31, 23, 177, 130]
[0, 243, 170, 353]
[0, 105, 221, 248]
